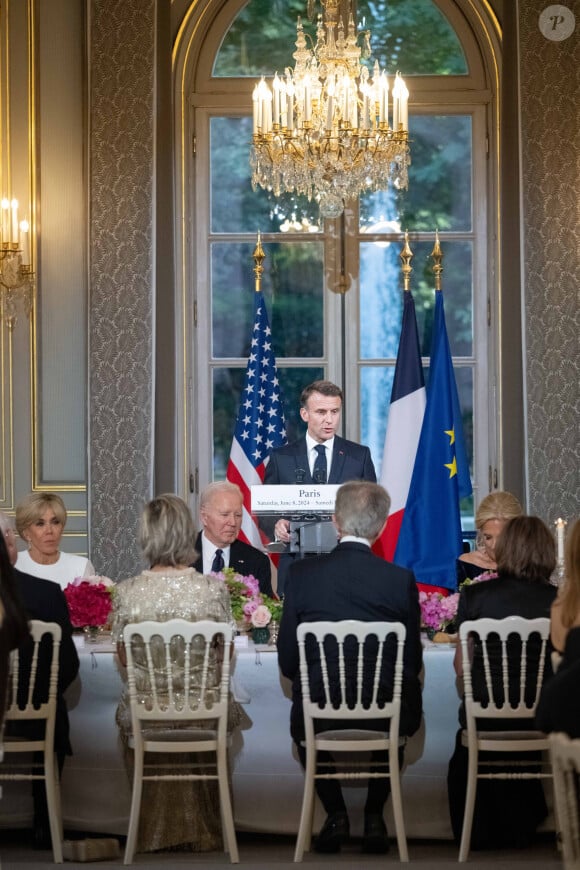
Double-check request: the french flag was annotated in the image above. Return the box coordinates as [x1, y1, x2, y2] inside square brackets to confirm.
[373, 289, 426, 561]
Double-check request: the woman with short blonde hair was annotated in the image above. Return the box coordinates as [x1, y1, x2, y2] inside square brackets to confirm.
[456, 490, 523, 585]
[15, 492, 94, 589]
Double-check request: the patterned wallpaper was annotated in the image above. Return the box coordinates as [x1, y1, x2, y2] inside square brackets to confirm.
[519, 1, 580, 524]
[88, 0, 156, 580]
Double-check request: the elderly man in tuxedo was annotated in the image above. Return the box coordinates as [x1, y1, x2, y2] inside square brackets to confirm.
[0, 510, 79, 849]
[264, 380, 376, 596]
[278, 481, 422, 855]
[192, 481, 273, 597]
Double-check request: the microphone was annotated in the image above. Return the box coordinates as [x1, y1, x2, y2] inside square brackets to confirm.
[313, 469, 326, 484]
[295, 467, 306, 483]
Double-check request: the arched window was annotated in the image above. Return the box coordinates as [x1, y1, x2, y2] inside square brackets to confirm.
[174, 0, 501, 524]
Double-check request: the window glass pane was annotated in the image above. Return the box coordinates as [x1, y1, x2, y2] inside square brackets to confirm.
[211, 241, 324, 359]
[358, 0, 467, 75]
[211, 116, 321, 234]
[214, 0, 467, 77]
[360, 240, 473, 359]
[213, 364, 323, 477]
[360, 116, 472, 233]
[361, 366, 396, 477]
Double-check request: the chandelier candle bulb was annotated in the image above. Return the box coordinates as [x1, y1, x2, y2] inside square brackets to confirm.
[555, 517, 567, 565]
[1, 198, 9, 244]
[10, 200, 18, 245]
[19, 220, 29, 264]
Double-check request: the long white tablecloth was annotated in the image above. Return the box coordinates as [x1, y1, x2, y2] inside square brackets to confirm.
[0, 636, 462, 838]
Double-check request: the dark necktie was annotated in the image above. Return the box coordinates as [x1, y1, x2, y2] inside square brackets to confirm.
[211, 548, 225, 573]
[313, 444, 327, 483]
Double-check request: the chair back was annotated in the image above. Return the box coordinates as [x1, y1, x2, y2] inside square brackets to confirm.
[4, 619, 61, 730]
[297, 619, 405, 732]
[459, 616, 550, 722]
[549, 732, 580, 870]
[123, 619, 233, 726]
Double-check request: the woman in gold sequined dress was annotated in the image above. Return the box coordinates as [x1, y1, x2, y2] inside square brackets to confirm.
[111, 494, 237, 854]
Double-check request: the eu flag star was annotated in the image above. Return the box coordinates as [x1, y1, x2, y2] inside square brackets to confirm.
[445, 428, 455, 445]
[445, 456, 458, 478]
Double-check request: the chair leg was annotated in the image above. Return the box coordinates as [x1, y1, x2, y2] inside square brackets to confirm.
[458, 744, 478, 862]
[389, 744, 409, 862]
[124, 746, 144, 865]
[217, 744, 239, 864]
[44, 750, 63, 863]
[294, 747, 316, 862]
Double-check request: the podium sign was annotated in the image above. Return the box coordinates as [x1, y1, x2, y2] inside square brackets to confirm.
[251, 484, 340, 556]
[251, 484, 340, 516]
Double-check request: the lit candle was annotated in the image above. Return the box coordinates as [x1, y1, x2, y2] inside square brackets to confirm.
[273, 73, 281, 126]
[19, 219, 30, 265]
[399, 76, 409, 131]
[379, 72, 388, 124]
[252, 83, 259, 133]
[555, 517, 566, 564]
[1, 198, 10, 245]
[392, 73, 403, 131]
[11, 199, 19, 243]
[286, 80, 294, 130]
[257, 78, 269, 131]
[279, 79, 287, 128]
[304, 74, 311, 122]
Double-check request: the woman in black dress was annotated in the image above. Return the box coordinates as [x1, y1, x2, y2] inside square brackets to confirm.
[449, 515, 557, 849]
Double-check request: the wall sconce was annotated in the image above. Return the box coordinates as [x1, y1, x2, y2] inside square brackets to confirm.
[0, 196, 34, 329]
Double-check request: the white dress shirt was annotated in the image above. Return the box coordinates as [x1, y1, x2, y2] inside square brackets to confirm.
[305, 433, 334, 479]
[200, 532, 231, 574]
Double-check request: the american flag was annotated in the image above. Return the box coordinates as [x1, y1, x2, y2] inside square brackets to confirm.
[226, 290, 287, 548]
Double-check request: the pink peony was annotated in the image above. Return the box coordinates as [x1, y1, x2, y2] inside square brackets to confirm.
[250, 604, 272, 628]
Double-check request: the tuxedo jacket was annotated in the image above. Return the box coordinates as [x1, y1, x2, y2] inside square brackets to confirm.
[264, 434, 376, 487]
[9, 569, 80, 759]
[193, 533, 273, 598]
[277, 541, 423, 739]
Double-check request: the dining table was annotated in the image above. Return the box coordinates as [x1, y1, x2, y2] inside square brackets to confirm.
[0, 632, 470, 839]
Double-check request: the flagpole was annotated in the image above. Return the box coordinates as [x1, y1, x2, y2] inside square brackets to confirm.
[400, 230, 413, 291]
[253, 231, 265, 293]
[431, 228, 444, 290]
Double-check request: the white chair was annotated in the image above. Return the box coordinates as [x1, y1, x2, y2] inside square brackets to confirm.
[458, 616, 552, 862]
[549, 732, 580, 870]
[0, 619, 63, 863]
[122, 618, 238, 864]
[294, 619, 408, 863]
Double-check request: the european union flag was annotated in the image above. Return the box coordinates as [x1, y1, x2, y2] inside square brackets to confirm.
[394, 290, 472, 590]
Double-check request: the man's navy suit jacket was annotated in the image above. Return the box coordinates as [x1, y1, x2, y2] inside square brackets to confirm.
[263, 435, 376, 595]
[193, 532, 273, 598]
[277, 541, 423, 739]
[264, 434, 376, 486]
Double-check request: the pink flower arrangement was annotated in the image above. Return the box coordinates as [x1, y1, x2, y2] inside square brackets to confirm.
[419, 591, 460, 632]
[213, 568, 283, 628]
[64, 575, 115, 628]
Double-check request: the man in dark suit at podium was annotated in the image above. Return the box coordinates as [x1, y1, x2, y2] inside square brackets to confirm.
[263, 380, 376, 596]
[278, 481, 422, 854]
[192, 481, 273, 597]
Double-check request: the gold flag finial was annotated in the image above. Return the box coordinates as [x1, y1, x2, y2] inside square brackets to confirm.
[253, 231, 266, 293]
[431, 228, 443, 291]
[400, 230, 413, 292]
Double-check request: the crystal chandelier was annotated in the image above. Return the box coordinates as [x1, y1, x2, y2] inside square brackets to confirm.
[250, 0, 410, 219]
[0, 198, 34, 329]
